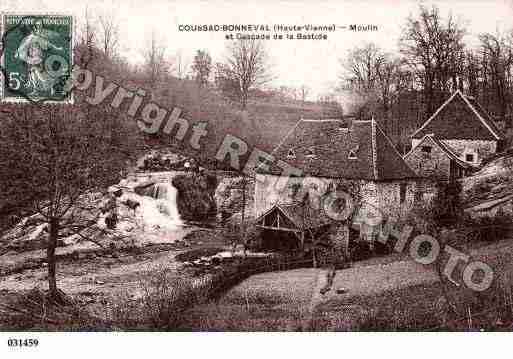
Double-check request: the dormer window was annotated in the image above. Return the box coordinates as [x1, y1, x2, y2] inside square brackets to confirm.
[287, 149, 296, 159]
[463, 148, 478, 163]
[339, 122, 349, 132]
[305, 148, 316, 159]
[348, 149, 357, 160]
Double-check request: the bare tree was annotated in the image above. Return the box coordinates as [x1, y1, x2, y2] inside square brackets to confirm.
[143, 30, 170, 88]
[97, 10, 119, 59]
[191, 49, 212, 86]
[219, 39, 271, 109]
[0, 102, 133, 301]
[400, 4, 466, 116]
[77, 6, 96, 48]
[174, 50, 190, 80]
[299, 85, 310, 103]
[340, 43, 401, 119]
[479, 32, 513, 128]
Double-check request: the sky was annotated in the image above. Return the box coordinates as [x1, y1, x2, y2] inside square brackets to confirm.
[2, 0, 513, 102]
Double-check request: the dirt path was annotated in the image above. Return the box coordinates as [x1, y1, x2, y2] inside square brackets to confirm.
[302, 269, 329, 330]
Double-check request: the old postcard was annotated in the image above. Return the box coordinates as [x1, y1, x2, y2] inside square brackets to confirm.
[0, 0, 512, 357]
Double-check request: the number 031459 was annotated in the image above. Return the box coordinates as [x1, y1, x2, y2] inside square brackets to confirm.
[7, 338, 39, 347]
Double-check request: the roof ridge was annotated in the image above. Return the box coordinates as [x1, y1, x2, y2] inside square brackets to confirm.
[254, 118, 303, 174]
[371, 118, 378, 180]
[460, 94, 501, 140]
[412, 90, 501, 140]
[411, 90, 461, 138]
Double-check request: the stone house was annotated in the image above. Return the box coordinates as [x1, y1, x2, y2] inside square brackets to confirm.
[410, 90, 505, 167]
[404, 133, 475, 182]
[254, 118, 419, 252]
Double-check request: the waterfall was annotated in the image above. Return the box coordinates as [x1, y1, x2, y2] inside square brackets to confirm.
[129, 181, 183, 229]
[147, 182, 182, 223]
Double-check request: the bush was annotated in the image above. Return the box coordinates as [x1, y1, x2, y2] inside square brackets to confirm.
[111, 269, 202, 330]
[463, 210, 512, 243]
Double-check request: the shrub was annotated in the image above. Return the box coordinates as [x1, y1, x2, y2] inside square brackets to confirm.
[463, 210, 512, 243]
[139, 271, 198, 329]
[110, 269, 202, 330]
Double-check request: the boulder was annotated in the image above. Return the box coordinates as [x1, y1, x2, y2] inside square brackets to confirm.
[172, 173, 217, 221]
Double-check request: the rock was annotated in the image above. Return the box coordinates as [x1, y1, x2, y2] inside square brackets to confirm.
[172, 173, 217, 221]
[215, 177, 254, 218]
[123, 198, 140, 211]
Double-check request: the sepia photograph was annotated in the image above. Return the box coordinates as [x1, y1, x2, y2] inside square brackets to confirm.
[1, 0, 513, 356]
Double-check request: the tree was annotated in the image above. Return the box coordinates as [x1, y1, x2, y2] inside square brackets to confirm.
[191, 49, 212, 87]
[339, 43, 401, 120]
[214, 62, 242, 103]
[299, 85, 309, 103]
[97, 11, 119, 59]
[431, 180, 464, 229]
[219, 39, 271, 109]
[78, 6, 96, 49]
[479, 33, 513, 128]
[0, 99, 134, 301]
[174, 50, 190, 80]
[143, 30, 170, 88]
[400, 5, 466, 116]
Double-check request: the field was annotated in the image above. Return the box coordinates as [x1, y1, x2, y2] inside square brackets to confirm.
[177, 236, 513, 331]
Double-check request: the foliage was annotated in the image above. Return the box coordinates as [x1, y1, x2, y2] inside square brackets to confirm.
[431, 180, 464, 229]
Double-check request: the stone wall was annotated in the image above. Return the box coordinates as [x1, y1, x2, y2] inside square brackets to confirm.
[254, 174, 362, 218]
[405, 142, 452, 181]
[356, 180, 417, 222]
[254, 174, 417, 223]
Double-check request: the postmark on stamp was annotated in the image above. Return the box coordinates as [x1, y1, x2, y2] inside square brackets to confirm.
[0, 14, 73, 103]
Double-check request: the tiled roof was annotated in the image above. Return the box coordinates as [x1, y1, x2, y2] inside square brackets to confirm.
[255, 202, 334, 230]
[258, 118, 417, 180]
[412, 90, 504, 140]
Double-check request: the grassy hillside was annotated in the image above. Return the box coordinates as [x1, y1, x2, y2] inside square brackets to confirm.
[142, 78, 342, 169]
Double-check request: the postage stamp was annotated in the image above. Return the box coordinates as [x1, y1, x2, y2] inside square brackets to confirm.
[0, 14, 73, 103]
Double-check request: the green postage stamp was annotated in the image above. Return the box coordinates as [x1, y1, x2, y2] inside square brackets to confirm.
[1, 14, 73, 103]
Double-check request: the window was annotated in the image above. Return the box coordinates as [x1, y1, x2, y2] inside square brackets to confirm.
[305, 148, 316, 159]
[339, 123, 349, 132]
[348, 150, 357, 160]
[287, 149, 296, 159]
[466, 154, 474, 162]
[421, 146, 432, 154]
[399, 183, 407, 204]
